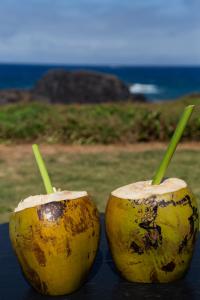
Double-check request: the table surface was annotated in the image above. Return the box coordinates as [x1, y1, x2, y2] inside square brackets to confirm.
[1, 215, 200, 300]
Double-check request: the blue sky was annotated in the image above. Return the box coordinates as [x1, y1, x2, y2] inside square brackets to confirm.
[0, 0, 199, 65]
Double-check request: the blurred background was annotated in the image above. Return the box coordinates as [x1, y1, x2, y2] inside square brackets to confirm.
[0, 0, 200, 222]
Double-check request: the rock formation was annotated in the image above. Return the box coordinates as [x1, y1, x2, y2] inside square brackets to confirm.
[0, 69, 147, 104]
[33, 69, 131, 103]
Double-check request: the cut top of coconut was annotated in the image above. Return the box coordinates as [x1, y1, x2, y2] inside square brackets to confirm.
[111, 178, 187, 200]
[14, 190, 88, 212]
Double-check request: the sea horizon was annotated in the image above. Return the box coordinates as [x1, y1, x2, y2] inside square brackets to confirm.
[1, 62, 200, 67]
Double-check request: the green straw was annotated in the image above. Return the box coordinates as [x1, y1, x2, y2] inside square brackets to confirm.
[32, 144, 54, 194]
[152, 105, 194, 185]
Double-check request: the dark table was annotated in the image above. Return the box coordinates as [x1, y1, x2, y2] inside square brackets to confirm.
[1, 215, 200, 300]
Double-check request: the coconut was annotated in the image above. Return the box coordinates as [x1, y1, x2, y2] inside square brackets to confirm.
[9, 191, 100, 295]
[105, 178, 199, 283]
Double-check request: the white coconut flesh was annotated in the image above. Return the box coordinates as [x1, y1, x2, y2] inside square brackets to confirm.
[14, 190, 88, 212]
[111, 178, 187, 200]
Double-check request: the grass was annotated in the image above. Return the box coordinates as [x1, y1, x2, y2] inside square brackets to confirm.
[0, 146, 200, 223]
[0, 95, 200, 144]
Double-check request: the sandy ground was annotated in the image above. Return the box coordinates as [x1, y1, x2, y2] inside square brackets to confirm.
[0, 142, 200, 160]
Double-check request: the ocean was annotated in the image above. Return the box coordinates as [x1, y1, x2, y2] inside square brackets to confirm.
[0, 64, 200, 101]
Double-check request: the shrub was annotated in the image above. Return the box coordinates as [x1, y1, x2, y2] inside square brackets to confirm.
[0, 97, 199, 144]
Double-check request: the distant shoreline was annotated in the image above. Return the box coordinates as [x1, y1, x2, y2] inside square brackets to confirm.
[0, 64, 200, 101]
[0, 87, 199, 104]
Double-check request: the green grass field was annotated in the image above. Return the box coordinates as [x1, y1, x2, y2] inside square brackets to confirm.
[0, 95, 200, 144]
[0, 146, 200, 223]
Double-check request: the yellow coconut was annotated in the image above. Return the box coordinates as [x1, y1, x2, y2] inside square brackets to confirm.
[9, 190, 100, 295]
[105, 178, 199, 283]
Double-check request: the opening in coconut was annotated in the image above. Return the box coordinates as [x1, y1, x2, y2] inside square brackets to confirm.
[112, 178, 187, 200]
[14, 190, 88, 212]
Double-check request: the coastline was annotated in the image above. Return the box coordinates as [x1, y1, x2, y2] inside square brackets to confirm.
[0, 64, 200, 102]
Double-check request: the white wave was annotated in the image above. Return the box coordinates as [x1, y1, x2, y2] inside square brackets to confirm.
[129, 83, 160, 94]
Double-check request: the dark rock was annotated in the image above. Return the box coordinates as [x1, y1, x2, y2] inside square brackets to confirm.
[33, 69, 132, 103]
[0, 69, 147, 104]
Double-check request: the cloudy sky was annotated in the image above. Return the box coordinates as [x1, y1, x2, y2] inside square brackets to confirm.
[0, 0, 199, 65]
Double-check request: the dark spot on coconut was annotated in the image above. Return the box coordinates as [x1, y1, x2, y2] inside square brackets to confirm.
[66, 240, 72, 257]
[178, 235, 188, 254]
[156, 225, 162, 235]
[143, 234, 159, 250]
[153, 205, 158, 214]
[70, 200, 77, 209]
[185, 195, 191, 201]
[188, 206, 198, 236]
[176, 195, 199, 253]
[161, 261, 176, 272]
[178, 203, 198, 254]
[139, 221, 150, 230]
[158, 199, 176, 208]
[185, 195, 199, 246]
[130, 241, 144, 255]
[139, 220, 162, 250]
[143, 235, 152, 250]
[92, 230, 95, 237]
[63, 199, 98, 238]
[64, 215, 89, 236]
[176, 196, 189, 206]
[37, 201, 66, 222]
[88, 253, 90, 259]
[45, 236, 56, 245]
[20, 252, 48, 294]
[135, 198, 162, 252]
[28, 270, 48, 294]
[33, 243, 46, 266]
[150, 194, 192, 209]
[150, 269, 159, 282]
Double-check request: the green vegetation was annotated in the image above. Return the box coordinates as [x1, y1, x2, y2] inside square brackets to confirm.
[0, 147, 200, 223]
[0, 96, 200, 144]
